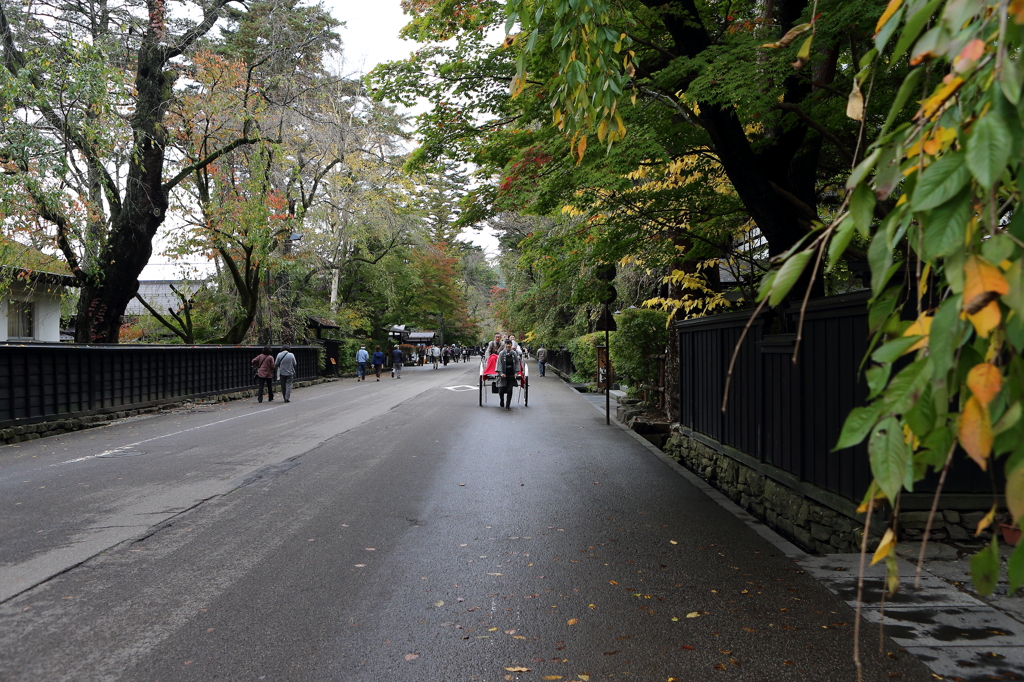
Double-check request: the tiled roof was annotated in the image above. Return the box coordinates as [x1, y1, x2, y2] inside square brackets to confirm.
[0, 237, 75, 279]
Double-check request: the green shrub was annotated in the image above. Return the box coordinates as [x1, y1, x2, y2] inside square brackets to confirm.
[566, 332, 603, 384]
[336, 338, 363, 373]
[609, 308, 669, 397]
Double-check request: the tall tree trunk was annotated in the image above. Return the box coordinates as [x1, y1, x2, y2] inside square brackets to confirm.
[73, 2, 227, 342]
[642, 0, 823, 274]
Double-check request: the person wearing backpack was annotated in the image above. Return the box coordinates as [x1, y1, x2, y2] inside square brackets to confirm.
[275, 345, 297, 402]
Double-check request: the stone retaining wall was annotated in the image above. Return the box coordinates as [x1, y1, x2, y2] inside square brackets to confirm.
[662, 430, 991, 554]
[1, 378, 329, 446]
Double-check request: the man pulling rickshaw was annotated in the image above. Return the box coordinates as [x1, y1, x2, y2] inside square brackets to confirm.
[479, 333, 529, 408]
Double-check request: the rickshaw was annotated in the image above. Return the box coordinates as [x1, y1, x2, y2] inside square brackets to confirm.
[479, 351, 529, 407]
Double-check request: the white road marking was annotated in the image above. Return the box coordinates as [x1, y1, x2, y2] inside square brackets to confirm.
[53, 384, 350, 467]
[444, 386, 478, 392]
[55, 411, 264, 466]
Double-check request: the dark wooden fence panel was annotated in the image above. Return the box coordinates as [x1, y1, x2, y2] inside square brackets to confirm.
[675, 292, 1002, 502]
[547, 349, 576, 378]
[0, 344, 319, 428]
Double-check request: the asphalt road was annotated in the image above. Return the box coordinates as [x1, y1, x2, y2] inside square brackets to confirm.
[0, 360, 933, 681]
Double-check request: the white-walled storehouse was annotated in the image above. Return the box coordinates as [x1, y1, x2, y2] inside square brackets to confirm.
[1, 240, 79, 343]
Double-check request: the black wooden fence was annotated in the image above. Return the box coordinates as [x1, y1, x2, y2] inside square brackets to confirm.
[0, 344, 320, 428]
[546, 348, 576, 378]
[675, 292, 995, 503]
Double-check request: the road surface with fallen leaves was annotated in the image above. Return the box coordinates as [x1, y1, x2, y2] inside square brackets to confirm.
[0, 361, 933, 681]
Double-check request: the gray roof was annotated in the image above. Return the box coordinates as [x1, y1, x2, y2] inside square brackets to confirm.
[406, 331, 437, 342]
[126, 280, 203, 316]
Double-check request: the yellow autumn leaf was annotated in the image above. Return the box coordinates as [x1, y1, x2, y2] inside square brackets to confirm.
[597, 119, 608, 143]
[967, 363, 1002, 407]
[543, 677, 564, 680]
[685, 611, 701, 618]
[901, 314, 933, 353]
[1013, 0, 1024, 23]
[907, 127, 955, 157]
[871, 528, 895, 565]
[760, 22, 812, 49]
[875, 0, 903, 35]
[975, 506, 997, 536]
[510, 76, 525, 98]
[967, 299, 1002, 338]
[567, 618, 578, 625]
[856, 487, 887, 513]
[576, 135, 587, 165]
[505, 667, 532, 672]
[964, 255, 1010, 314]
[959, 395, 993, 471]
[918, 76, 964, 120]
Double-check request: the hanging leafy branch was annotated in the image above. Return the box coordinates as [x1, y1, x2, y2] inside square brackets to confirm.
[756, 0, 1024, 606]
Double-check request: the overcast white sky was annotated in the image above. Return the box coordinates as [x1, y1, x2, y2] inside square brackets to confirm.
[141, 0, 498, 279]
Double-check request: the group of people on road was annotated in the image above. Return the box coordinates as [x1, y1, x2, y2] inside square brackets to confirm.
[482, 332, 525, 410]
[251, 335, 546, 406]
[250, 345, 298, 403]
[355, 344, 407, 381]
[414, 343, 468, 368]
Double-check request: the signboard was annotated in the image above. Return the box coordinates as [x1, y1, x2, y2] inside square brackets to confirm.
[596, 345, 613, 390]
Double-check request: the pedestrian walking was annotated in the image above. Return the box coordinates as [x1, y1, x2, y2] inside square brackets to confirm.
[372, 345, 385, 381]
[356, 345, 369, 381]
[442, 345, 450, 366]
[431, 344, 440, 369]
[496, 339, 522, 410]
[275, 345, 297, 402]
[391, 345, 404, 378]
[251, 345, 276, 403]
[536, 344, 548, 377]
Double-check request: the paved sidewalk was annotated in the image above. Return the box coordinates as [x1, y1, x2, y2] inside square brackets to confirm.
[577, 384, 1024, 682]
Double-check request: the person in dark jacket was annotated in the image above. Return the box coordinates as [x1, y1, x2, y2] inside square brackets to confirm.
[496, 339, 522, 410]
[391, 346, 404, 378]
[251, 345, 276, 403]
[372, 346, 385, 381]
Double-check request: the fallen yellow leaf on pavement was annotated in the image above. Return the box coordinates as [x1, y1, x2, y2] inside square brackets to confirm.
[505, 666, 531, 672]
[567, 618, 578, 625]
[686, 612, 701, 618]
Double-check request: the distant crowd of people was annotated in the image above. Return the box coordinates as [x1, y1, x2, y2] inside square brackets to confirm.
[250, 335, 551, 406]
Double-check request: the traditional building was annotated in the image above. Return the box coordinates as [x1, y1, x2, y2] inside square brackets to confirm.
[0, 240, 79, 343]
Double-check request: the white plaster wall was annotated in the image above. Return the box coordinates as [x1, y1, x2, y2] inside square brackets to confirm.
[3, 283, 64, 343]
[34, 292, 62, 342]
